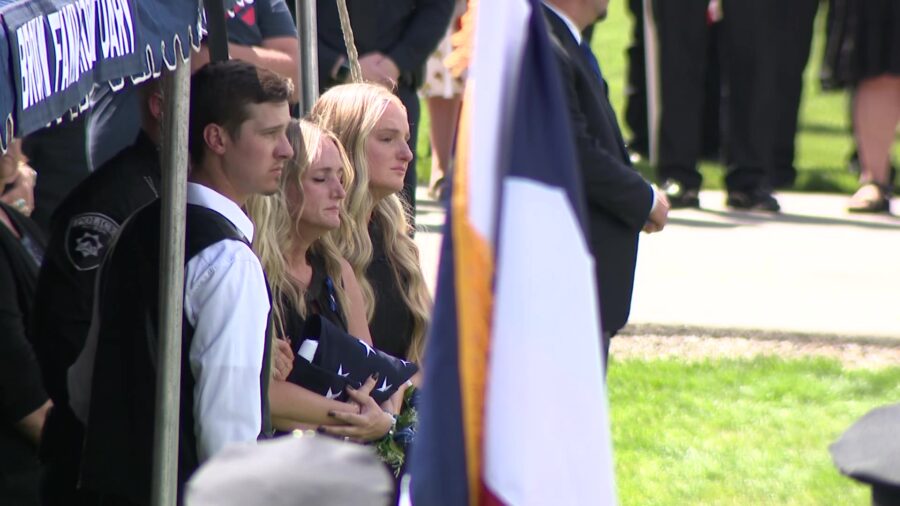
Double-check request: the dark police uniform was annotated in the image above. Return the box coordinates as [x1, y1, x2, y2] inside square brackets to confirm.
[75, 200, 272, 505]
[30, 130, 160, 505]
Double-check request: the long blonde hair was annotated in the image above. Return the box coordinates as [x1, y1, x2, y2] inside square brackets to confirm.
[247, 119, 356, 338]
[310, 83, 432, 363]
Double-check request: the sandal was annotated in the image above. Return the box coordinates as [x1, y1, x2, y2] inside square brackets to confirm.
[847, 183, 891, 214]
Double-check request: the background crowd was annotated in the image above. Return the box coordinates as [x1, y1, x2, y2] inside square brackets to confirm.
[622, 0, 899, 214]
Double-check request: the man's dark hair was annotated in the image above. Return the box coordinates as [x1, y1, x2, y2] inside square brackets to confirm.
[188, 60, 294, 165]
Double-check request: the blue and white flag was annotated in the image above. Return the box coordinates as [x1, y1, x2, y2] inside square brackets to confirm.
[410, 0, 617, 504]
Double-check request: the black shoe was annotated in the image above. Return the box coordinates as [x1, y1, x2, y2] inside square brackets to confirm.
[726, 189, 781, 212]
[661, 179, 700, 209]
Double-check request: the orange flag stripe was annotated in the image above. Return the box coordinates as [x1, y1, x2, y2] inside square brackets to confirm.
[452, 82, 494, 506]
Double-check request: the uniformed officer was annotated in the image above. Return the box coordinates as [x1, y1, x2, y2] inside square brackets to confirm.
[30, 79, 164, 506]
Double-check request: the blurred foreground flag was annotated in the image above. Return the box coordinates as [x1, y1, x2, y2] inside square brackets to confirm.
[408, 0, 617, 505]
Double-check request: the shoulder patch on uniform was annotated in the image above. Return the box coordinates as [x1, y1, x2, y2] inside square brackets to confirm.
[65, 213, 119, 271]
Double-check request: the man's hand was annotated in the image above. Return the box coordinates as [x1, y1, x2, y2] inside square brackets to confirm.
[643, 189, 670, 233]
[271, 338, 294, 381]
[359, 52, 400, 88]
[1, 162, 37, 217]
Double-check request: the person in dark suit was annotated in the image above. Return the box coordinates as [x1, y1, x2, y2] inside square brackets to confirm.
[648, 0, 784, 211]
[542, 0, 669, 362]
[769, 0, 820, 190]
[316, 0, 456, 216]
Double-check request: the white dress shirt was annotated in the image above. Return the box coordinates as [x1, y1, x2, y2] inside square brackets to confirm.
[68, 182, 269, 464]
[543, 1, 582, 44]
[183, 182, 269, 462]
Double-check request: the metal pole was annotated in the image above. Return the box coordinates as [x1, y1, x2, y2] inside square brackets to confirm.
[296, 0, 319, 114]
[205, 0, 230, 62]
[642, 0, 659, 168]
[151, 57, 191, 506]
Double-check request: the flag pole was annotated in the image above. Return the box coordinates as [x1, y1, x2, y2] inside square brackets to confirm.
[295, 0, 319, 114]
[150, 52, 191, 506]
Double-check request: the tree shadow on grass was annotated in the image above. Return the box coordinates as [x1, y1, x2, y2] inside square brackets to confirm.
[795, 172, 855, 193]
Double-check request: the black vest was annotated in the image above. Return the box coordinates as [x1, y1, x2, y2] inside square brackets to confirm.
[80, 200, 272, 505]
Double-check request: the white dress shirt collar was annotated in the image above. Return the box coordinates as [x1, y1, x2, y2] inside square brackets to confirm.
[186, 182, 255, 243]
[543, 2, 582, 45]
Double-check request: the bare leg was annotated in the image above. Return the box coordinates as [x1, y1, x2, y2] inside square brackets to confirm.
[426, 95, 462, 194]
[849, 75, 900, 212]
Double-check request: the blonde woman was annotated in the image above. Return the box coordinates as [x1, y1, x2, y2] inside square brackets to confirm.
[310, 83, 432, 363]
[248, 120, 396, 441]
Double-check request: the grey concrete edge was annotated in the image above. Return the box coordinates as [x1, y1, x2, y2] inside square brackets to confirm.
[619, 323, 900, 348]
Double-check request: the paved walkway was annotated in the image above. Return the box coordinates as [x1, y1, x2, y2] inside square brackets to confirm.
[414, 190, 900, 341]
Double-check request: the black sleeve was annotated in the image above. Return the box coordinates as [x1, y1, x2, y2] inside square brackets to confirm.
[555, 47, 653, 231]
[0, 251, 48, 425]
[386, 0, 457, 73]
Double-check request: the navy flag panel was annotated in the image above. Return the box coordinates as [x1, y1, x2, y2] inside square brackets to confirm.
[409, 206, 470, 506]
[504, 0, 588, 234]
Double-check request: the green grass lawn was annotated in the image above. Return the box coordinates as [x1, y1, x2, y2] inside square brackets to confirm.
[416, 2, 899, 194]
[608, 356, 900, 505]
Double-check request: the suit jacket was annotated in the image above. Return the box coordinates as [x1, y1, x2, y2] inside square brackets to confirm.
[316, 0, 455, 90]
[544, 7, 653, 335]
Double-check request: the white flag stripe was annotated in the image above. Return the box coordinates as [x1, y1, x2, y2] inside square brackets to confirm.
[484, 178, 617, 505]
[464, 0, 530, 243]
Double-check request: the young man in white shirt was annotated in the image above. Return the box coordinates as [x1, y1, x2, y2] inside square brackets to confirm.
[69, 59, 293, 505]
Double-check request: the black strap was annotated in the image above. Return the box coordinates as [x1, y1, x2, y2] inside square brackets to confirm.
[259, 276, 274, 439]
